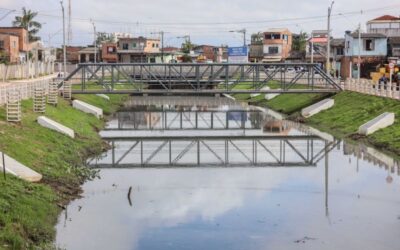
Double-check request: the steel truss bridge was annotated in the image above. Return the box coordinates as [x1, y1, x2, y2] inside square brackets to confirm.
[89, 134, 340, 168]
[64, 63, 342, 95]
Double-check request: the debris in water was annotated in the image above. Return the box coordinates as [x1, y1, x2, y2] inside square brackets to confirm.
[78, 206, 82, 212]
[127, 186, 133, 207]
[294, 237, 317, 244]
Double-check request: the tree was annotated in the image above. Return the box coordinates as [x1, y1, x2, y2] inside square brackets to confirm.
[181, 40, 195, 62]
[251, 32, 263, 45]
[96, 32, 115, 45]
[12, 7, 42, 42]
[292, 31, 308, 52]
[181, 40, 194, 54]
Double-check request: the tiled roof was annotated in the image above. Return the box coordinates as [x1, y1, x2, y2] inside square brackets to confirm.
[370, 15, 400, 21]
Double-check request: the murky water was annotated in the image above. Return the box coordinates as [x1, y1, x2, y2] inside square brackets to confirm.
[56, 97, 400, 250]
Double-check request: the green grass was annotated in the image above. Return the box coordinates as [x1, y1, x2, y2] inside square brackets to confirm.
[0, 94, 127, 249]
[306, 91, 400, 156]
[231, 81, 329, 114]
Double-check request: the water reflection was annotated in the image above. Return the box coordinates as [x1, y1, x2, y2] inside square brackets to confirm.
[56, 97, 400, 250]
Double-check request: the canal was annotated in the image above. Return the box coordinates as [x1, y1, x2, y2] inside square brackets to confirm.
[56, 96, 400, 250]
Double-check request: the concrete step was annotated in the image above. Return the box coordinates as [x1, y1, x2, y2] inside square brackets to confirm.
[358, 112, 395, 135]
[72, 100, 103, 119]
[0, 152, 42, 182]
[301, 98, 335, 118]
[37, 116, 75, 138]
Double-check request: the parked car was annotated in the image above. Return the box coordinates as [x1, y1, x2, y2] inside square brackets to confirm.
[265, 66, 276, 72]
[286, 67, 296, 74]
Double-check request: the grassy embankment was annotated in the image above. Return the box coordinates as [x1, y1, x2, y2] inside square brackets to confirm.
[0, 94, 127, 249]
[231, 82, 400, 157]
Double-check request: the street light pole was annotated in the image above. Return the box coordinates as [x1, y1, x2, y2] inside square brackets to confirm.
[90, 19, 97, 63]
[60, 1, 66, 78]
[326, 1, 334, 74]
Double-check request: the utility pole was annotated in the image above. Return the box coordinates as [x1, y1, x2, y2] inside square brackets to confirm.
[60, 1, 66, 78]
[357, 23, 361, 83]
[90, 19, 97, 63]
[326, 1, 334, 74]
[311, 31, 314, 64]
[67, 0, 72, 45]
[151, 31, 166, 63]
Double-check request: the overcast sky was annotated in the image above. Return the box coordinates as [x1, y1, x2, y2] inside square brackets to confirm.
[1, 0, 399, 48]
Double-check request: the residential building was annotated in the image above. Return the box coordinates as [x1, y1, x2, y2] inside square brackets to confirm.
[262, 28, 292, 62]
[389, 37, 400, 57]
[58, 46, 84, 64]
[101, 42, 118, 63]
[249, 33, 263, 62]
[306, 30, 328, 67]
[117, 37, 160, 63]
[367, 15, 400, 58]
[30, 41, 56, 63]
[0, 33, 19, 63]
[193, 45, 216, 62]
[330, 38, 345, 77]
[367, 15, 400, 37]
[78, 46, 100, 63]
[341, 31, 387, 79]
[0, 27, 29, 62]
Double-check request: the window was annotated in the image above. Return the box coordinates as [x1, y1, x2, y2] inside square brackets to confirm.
[152, 43, 155, 48]
[265, 33, 281, 40]
[336, 47, 344, 55]
[122, 43, 129, 50]
[156, 43, 159, 48]
[0, 40, 4, 49]
[132, 43, 137, 48]
[107, 46, 116, 53]
[13, 41, 16, 48]
[364, 39, 374, 51]
[268, 46, 279, 54]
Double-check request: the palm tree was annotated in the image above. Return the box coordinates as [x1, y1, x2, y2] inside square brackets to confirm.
[12, 7, 42, 42]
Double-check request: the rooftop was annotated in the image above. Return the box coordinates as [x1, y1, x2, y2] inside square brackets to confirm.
[369, 15, 400, 22]
[265, 28, 290, 33]
[349, 32, 387, 39]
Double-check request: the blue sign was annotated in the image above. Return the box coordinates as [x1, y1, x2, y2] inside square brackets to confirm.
[228, 46, 248, 56]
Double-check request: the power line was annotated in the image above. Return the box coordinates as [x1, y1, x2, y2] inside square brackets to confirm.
[1, 3, 399, 27]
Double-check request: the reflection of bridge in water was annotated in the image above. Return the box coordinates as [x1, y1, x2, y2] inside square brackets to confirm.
[110, 110, 266, 130]
[89, 134, 340, 168]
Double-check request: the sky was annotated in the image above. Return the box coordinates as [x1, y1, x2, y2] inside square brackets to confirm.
[0, 0, 399, 48]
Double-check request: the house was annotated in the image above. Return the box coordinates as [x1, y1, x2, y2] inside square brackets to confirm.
[101, 42, 118, 63]
[262, 28, 292, 62]
[78, 46, 100, 63]
[0, 33, 19, 63]
[341, 31, 387, 79]
[330, 38, 345, 77]
[117, 37, 160, 63]
[58, 46, 84, 64]
[249, 33, 263, 62]
[367, 15, 400, 58]
[30, 41, 56, 63]
[367, 15, 400, 37]
[193, 45, 216, 62]
[0, 27, 29, 63]
[306, 30, 328, 67]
